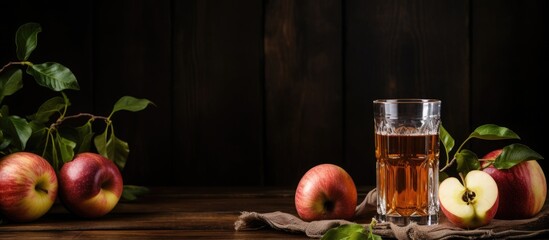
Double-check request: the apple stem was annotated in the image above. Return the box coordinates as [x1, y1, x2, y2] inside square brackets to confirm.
[459, 172, 466, 187]
[35, 185, 48, 194]
[324, 200, 335, 212]
[440, 157, 457, 172]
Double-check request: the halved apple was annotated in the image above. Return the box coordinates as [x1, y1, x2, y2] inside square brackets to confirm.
[439, 170, 499, 229]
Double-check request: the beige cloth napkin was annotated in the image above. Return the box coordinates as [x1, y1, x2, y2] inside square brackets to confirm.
[234, 189, 549, 239]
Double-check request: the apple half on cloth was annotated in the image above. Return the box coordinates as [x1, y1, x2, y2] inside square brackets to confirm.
[439, 170, 499, 229]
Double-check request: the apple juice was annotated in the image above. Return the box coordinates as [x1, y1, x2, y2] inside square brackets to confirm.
[375, 133, 439, 226]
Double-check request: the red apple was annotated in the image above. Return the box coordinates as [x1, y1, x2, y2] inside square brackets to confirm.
[58, 152, 123, 218]
[439, 170, 499, 229]
[0, 152, 58, 222]
[294, 163, 357, 221]
[482, 149, 547, 219]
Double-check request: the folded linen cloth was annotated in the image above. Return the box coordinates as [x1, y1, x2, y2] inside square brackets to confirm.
[234, 189, 549, 239]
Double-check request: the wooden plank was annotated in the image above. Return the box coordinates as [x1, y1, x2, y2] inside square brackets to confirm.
[263, 0, 343, 186]
[0, 230, 311, 240]
[172, 0, 264, 185]
[91, 0, 173, 185]
[344, 0, 470, 185]
[471, 0, 548, 172]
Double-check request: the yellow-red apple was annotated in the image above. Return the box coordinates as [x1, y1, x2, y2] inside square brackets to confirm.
[482, 149, 547, 219]
[294, 163, 357, 221]
[0, 152, 58, 222]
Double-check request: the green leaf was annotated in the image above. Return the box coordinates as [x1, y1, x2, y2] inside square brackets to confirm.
[322, 224, 366, 240]
[56, 133, 76, 164]
[493, 143, 544, 170]
[26, 62, 80, 91]
[94, 128, 108, 157]
[58, 122, 94, 155]
[94, 127, 129, 169]
[74, 122, 94, 153]
[121, 185, 150, 201]
[0, 115, 32, 151]
[0, 130, 12, 150]
[110, 96, 155, 117]
[0, 69, 23, 103]
[439, 125, 455, 161]
[0, 105, 9, 116]
[27, 96, 66, 123]
[107, 134, 129, 169]
[16, 22, 41, 61]
[24, 121, 48, 153]
[455, 149, 480, 175]
[469, 124, 520, 140]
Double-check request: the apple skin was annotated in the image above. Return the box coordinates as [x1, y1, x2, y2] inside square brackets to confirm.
[294, 163, 357, 221]
[58, 152, 123, 218]
[482, 149, 547, 219]
[439, 170, 499, 229]
[0, 152, 58, 222]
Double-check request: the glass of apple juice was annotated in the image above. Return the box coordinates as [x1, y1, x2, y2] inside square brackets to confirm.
[373, 99, 441, 226]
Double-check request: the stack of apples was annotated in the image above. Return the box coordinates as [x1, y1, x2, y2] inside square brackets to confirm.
[439, 149, 547, 229]
[0, 151, 123, 222]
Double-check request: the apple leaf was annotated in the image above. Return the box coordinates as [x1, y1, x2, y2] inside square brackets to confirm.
[112, 96, 152, 112]
[121, 185, 150, 201]
[58, 122, 94, 155]
[56, 133, 76, 164]
[455, 149, 480, 175]
[106, 134, 129, 169]
[24, 121, 48, 154]
[0, 69, 23, 104]
[0, 131, 12, 150]
[94, 128, 129, 170]
[321, 223, 382, 240]
[110, 96, 155, 117]
[469, 124, 520, 140]
[15, 22, 41, 61]
[322, 224, 367, 240]
[26, 62, 80, 91]
[0, 115, 32, 151]
[27, 96, 67, 124]
[493, 143, 544, 170]
[439, 125, 455, 162]
[73, 122, 94, 153]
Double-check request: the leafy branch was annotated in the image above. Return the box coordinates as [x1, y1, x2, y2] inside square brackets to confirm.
[0, 22, 154, 200]
[439, 124, 543, 182]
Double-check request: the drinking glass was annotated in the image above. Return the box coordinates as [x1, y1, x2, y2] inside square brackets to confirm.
[373, 99, 441, 226]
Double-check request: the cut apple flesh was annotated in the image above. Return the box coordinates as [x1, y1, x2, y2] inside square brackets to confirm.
[439, 170, 499, 228]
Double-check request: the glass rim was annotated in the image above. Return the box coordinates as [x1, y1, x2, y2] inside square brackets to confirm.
[373, 99, 441, 104]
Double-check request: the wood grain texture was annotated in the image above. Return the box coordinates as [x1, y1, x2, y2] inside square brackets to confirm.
[172, 0, 264, 186]
[264, 0, 343, 186]
[0, 187, 324, 239]
[0, 0, 546, 187]
[92, 0, 173, 185]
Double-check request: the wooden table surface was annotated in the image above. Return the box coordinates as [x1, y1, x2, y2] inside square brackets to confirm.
[0, 187, 374, 239]
[0, 187, 547, 239]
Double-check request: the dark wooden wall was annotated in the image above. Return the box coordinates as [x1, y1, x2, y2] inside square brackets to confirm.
[0, 0, 547, 187]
